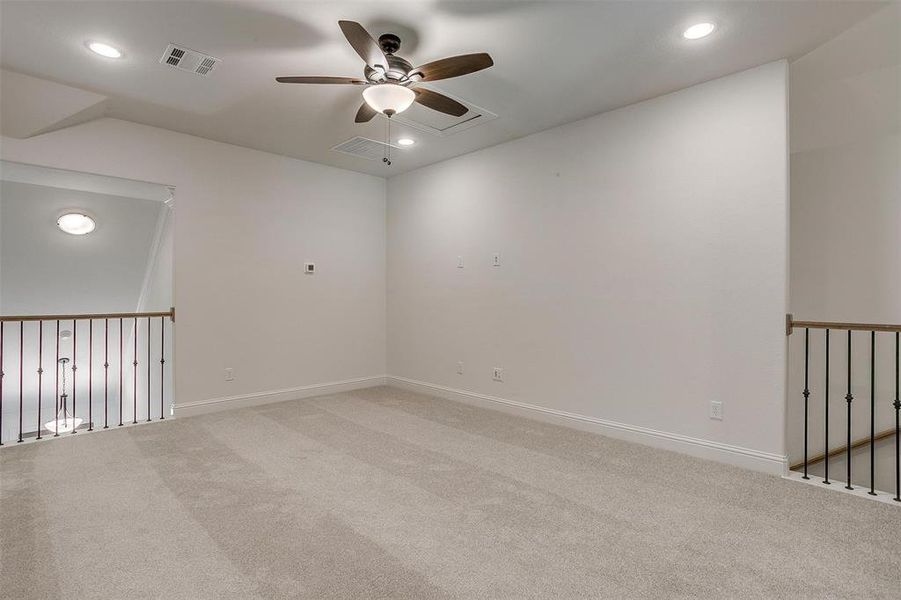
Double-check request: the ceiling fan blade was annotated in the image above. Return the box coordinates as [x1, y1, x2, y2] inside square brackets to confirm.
[411, 53, 493, 82]
[413, 88, 468, 117]
[275, 76, 367, 85]
[355, 102, 377, 123]
[338, 20, 388, 70]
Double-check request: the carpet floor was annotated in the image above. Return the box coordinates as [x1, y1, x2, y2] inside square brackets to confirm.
[1, 386, 898, 599]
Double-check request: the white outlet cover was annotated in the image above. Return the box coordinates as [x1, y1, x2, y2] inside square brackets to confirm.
[493, 367, 504, 382]
[493, 253, 500, 266]
[225, 368, 234, 381]
[304, 262, 315, 274]
[457, 256, 464, 268]
[710, 401, 723, 420]
[457, 361, 464, 374]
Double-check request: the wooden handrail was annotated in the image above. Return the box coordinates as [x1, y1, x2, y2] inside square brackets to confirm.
[786, 314, 901, 335]
[0, 308, 174, 322]
[790, 428, 895, 471]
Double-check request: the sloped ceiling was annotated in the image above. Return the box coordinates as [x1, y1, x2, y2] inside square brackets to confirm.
[0, 70, 107, 138]
[0, 180, 164, 314]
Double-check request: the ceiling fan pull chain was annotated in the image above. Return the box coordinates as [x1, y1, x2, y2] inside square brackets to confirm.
[383, 116, 392, 166]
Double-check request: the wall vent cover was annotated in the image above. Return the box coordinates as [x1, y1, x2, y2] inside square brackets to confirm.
[159, 44, 220, 76]
[331, 136, 401, 161]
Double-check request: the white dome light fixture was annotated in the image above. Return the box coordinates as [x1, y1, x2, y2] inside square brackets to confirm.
[682, 22, 716, 40]
[362, 84, 415, 116]
[87, 41, 122, 58]
[397, 138, 415, 146]
[57, 213, 96, 235]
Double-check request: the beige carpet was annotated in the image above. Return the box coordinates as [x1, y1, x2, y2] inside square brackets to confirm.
[1, 386, 898, 599]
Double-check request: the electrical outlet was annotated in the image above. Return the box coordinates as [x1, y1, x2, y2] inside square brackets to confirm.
[492, 252, 501, 267]
[457, 256, 464, 268]
[492, 367, 504, 382]
[457, 361, 464, 375]
[225, 368, 234, 382]
[303, 262, 315, 274]
[709, 401, 723, 420]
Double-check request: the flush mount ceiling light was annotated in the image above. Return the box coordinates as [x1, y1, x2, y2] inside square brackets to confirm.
[397, 138, 415, 146]
[57, 213, 96, 235]
[362, 83, 415, 116]
[682, 22, 716, 40]
[87, 41, 122, 58]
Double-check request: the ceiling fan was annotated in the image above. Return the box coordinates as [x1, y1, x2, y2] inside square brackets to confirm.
[276, 20, 494, 123]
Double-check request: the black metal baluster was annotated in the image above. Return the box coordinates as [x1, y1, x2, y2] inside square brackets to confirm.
[823, 329, 830, 484]
[36, 321, 43, 440]
[894, 331, 900, 503]
[133, 317, 137, 424]
[146, 317, 151, 422]
[17, 322, 23, 443]
[869, 331, 876, 495]
[104, 319, 109, 429]
[88, 320, 93, 431]
[845, 330, 853, 490]
[71, 320, 77, 434]
[55, 320, 60, 437]
[0, 321, 4, 446]
[159, 316, 165, 420]
[802, 328, 810, 478]
[118, 318, 123, 427]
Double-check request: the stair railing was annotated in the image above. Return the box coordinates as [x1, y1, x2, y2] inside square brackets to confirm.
[0, 309, 174, 445]
[787, 314, 900, 501]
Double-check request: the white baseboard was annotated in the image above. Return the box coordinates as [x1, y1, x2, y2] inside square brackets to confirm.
[173, 375, 387, 418]
[387, 376, 788, 476]
[172, 374, 788, 476]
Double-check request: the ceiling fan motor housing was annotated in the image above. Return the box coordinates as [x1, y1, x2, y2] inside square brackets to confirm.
[365, 54, 414, 83]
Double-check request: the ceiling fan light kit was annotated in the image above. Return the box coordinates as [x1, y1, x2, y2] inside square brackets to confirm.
[276, 20, 494, 165]
[362, 84, 415, 116]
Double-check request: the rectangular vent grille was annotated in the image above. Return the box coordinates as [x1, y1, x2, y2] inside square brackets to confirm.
[331, 137, 401, 161]
[159, 44, 220, 77]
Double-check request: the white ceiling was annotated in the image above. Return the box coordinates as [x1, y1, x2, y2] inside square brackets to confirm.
[0, 180, 164, 315]
[0, 1, 887, 176]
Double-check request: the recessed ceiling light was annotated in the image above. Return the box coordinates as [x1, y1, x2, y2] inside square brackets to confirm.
[682, 23, 716, 40]
[87, 41, 122, 58]
[57, 213, 96, 235]
[397, 138, 415, 146]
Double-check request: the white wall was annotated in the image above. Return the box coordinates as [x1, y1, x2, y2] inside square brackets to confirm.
[0, 118, 387, 413]
[786, 4, 900, 488]
[387, 62, 789, 472]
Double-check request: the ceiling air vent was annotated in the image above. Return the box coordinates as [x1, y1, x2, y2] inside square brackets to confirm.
[332, 137, 401, 161]
[159, 44, 220, 77]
